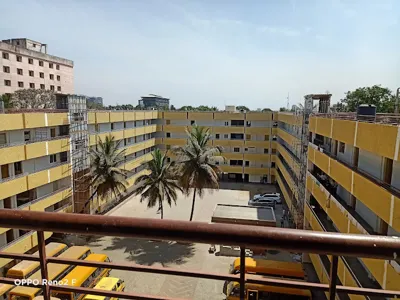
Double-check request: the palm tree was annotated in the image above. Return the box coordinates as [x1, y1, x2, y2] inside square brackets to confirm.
[83, 135, 128, 212]
[173, 126, 224, 221]
[132, 149, 182, 219]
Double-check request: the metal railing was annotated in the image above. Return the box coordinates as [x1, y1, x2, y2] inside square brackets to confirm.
[313, 112, 400, 125]
[0, 209, 399, 300]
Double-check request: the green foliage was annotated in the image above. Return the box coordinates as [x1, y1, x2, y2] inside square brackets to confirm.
[279, 107, 289, 112]
[173, 126, 224, 221]
[178, 105, 218, 111]
[236, 105, 250, 112]
[0, 94, 12, 108]
[339, 85, 396, 113]
[85, 136, 129, 212]
[133, 149, 182, 219]
[107, 104, 135, 110]
[262, 108, 272, 112]
[87, 102, 104, 110]
[170, 105, 176, 110]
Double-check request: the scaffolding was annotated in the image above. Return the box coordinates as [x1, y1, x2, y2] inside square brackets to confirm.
[66, 95, 90, 214]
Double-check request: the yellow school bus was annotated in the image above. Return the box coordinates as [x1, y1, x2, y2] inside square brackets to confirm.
[82, 277, 125, 300]
[225, 281, 312, 300]
[7, 243, 68, 279]
[52, 254, 111, 300]
[8, 246, 91, 300]
[229, 258, 305, 279]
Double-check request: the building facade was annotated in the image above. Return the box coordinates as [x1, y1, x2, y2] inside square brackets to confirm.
[0, 38, 74, 95]
[138, 94, 169, 109]
[0, 101, 399, 295]
[87, 97, 103, 106]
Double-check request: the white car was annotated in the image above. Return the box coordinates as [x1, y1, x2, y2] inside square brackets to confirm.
[253, 193, 281, 204]
[248, 198, 276, 208]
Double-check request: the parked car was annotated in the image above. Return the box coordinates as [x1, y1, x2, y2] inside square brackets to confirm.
[248, 198, 276, 208]
[253, 193, 281, 204]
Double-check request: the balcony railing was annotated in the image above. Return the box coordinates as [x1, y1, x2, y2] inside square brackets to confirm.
[0, 209, 399, 300]
[312, 112, 400, 125]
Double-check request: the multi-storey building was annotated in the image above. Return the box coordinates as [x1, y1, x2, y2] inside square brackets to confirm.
[0, 38, 74, 95]
[138, 94, 169, 109]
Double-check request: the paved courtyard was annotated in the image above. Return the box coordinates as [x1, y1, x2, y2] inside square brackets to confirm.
[64, 183, 294, 299]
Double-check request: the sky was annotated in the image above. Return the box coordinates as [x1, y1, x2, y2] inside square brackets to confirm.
[1, 0, 399, 109]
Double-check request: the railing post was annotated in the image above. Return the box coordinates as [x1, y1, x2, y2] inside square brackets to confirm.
[240, 247, 246, 300]
[37, 231, 50, 300]
[329, 255, 339, 300]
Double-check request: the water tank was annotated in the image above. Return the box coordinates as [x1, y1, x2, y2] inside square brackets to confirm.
[357, 104, 376, 122]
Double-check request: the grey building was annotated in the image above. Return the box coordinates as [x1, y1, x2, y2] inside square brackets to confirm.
[138, 94, 169, 109]
[87, 97, 103, 106]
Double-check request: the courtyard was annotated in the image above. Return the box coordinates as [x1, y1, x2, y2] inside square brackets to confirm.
[62, 183, 293, 299]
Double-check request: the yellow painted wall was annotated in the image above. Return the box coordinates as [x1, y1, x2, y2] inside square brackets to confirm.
[0, 176, 28, 199]
[88, 112, 96, 124]
[277, 113, 301, 126]
[244, 167, 268, 175]
[96, 112, 110, 123]
[0, 145, 25, 165]
[24, 113, 46, 128]
[110, 112, 124, 122]
[0, 114, 24, 131]
[164, 112, 187, 120]
[214, 112, 245, 120]
[188, 112, 213, 120]
[47, 113, 69, 126]
[123, 111, 135, 121]
[332, 119, 356, 145]
[246, 112, 272, 121]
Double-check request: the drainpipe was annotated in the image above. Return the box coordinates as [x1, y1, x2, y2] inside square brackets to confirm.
[395, 87, 400, 114]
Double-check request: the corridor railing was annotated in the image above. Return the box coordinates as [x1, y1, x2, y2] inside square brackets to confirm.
[0, 209, 399, 300]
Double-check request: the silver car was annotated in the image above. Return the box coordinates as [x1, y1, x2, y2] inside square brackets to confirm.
[248, 198, 276, 208]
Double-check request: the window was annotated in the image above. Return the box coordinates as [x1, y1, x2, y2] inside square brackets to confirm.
[50, 154, 57, 163]
[32, 43, 36, 48]
[39, 60, 44, 67]
[14, 162, 22, 175]
[339, 142, 345, 153]
[59, 125, 69, 136]
[245, 161, 249, 167]
[16, 55, 22, 62]
[2, 52, 9, 59]
[124, 122, 127, 129]
[49, 74, 54, 80]
[111, 123, 115, 130]
[224, 134, 229, 139]
[3, 66, 10, 73]
[17, 68, 23, 75]
[30, 83, 35, 88]
[28, 58, 33, 64]
[271, 162, 276, 168]
[95, 124, 99, 132]
[56, 64, 60, 70]
[233, 147, 240, 153]
[18, 82, 24, 88]
[246, 121, 251, 127]
[24, 131, 31, 142]
[215, 134, 220, 139]
[246, 134, 251, 140]
[4, 80, 11, 86]
[57, 75, 60, 81]
[49, 63, 53, 68]
[0, 133, 6, 145]
[224, 121, 229, 126]
[50, 85, 54, 91]
[40, 84, 45, 89]
[40, 72, 44, 78]
[245, 148, 248, 152]
[264, 148, 268, 154]
[166, 120, 171, 125]
[272, 149, 276, 154]
[264, 135, 269, 141]
[60, 152, 68, 162]
[50, 128, 56, 138]
[57, 86, 61, 92]
[231, 120, 244, 126]
[166, 132, 171, 138]
[190, 120, 195, 125]
[29, 70, 34, 77]
[272, 136, 277, 141]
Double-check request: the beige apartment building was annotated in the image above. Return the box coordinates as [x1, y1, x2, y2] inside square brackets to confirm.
[0, 38, 74, 95]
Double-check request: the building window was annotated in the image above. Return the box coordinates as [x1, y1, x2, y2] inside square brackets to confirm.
[57, 86, 61, 92]
[38, 60, 44, 66]
[2, 52, 9, 59]
[17, 68, 23, 75]
[224, 134, 229, 139]
[4, 80, 11, 86]
[224, 121, 229, 126]
[50, 85, 54, 91]
[18, 82, 24, 88]
[244, 148, 248, 152]
[29, 83, 35, 88]
[40, 84, 45, 89]
[57, 75, 60, 81]
[166, 132, 171, 138]
[14, 162, 22, 175]
[59, 125, 69, 136]
[32, 43, 36, 48]
[60, 152, 68, 162]
[28, 58, 33, 64]
[40, 72, 44, 78]
[166, 120, 171, 125]
[234, 147, 240, 153]
[29, 70, 34, 77]
[246, 121, 251, 127]
[271, 162, 276, 168]
[111, 123, 115, 130]
[56, 64, 60, 70]
[264, 148, 268, 154]
[245, 161, 249, 167]
[16, 55, 22, 62]
[50, 128, 56, 138]
[272, 149, 276, 154]
[0, 133, 7, 145]
[264, 135, 269, 141]
[191, 120, 195, 125]
[49, 63, 53, 68]
[49, 74, 54, 80]
[339, 142, 345, 153]
[246, 134, 251, 140]
[215, 134, 220, 139]
[3, 66, 10, 73]
[50, 154, 57, 163]
[24, 131, 31, 142]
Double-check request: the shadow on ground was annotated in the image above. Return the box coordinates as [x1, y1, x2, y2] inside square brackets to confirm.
[104, 237, 196, 267]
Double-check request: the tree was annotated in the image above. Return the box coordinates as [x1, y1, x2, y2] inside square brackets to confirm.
[173, 126, 224, 221]
[339, 85, 396, 113]
[236, 105, 250, 112]
[262, 108, 272, 112]
[170, 105, 176, 110]
[10, 89, 55, 109]
[279, 107, 289, 112]
[179, 106, 195, 111]
[132, 149, 182, 219]
[83, 136, 129, 212]
[87, 102, 104, 110]
[0, 94, 12, 108]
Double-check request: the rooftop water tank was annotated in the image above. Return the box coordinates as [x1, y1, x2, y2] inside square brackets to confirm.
[357, 104, 376, 122]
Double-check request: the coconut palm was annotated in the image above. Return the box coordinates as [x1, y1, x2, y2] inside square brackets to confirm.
[82, 135, 128, 212]
[132, 149, 182, 219]
[173, 125, 224, 221]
